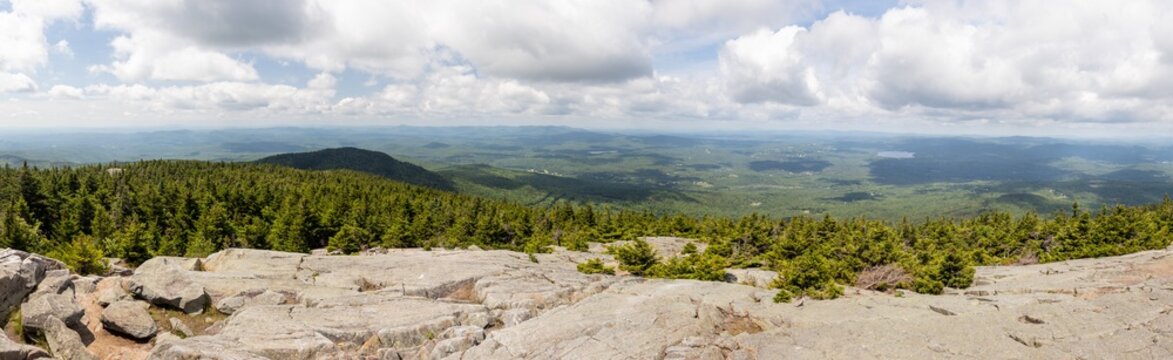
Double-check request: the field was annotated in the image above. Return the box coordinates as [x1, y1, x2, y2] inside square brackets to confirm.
[2, 127, 1172, 221]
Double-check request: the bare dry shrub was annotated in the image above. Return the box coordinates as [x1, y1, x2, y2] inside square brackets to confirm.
[1015, 251, 1039, 265]
[855, 264, 913, 291]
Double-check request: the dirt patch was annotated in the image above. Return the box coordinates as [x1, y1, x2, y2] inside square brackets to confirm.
[443, 280, 479, 303]
[357, 277, 385, 292]
[148, 307, 228, 338]
[1109, 257, 1173, 287]
[82, 277, 152, 360]
[717, 307, 765, 336]
[4, 308, 23, 342]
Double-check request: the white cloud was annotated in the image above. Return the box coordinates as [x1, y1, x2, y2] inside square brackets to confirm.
[306, 72, 336, 90]
[87, 0, 797, 83]
[84, 81, 335, 113]
[431, 0, 653, 82]
[7, 0, 1173, 136]
[47, 84, 82, 99]
[11, 0, 82, 20]
[651, 0, 814, 53]
[718, 0, 1173, 125]
[0, 0, 79, 98]
[720, 27, 822, 106]
[0, 0, 82, 72]
[98, 32, 259, 82]
[0, 11, 46, 73]
[339, 64, 552, 116]
[52, 40, 71, 57]
[0, 72, 36, 93]
[87, 1, 265, 82]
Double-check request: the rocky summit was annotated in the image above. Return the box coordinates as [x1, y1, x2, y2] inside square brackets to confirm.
[1, 243, 1171, 359]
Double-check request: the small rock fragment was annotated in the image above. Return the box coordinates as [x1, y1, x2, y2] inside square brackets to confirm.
[928, 305, 956, 316]
[169, 317, 194, 337]
[1008, 333, 1043, 348]
[1017, 315, 1045, 324]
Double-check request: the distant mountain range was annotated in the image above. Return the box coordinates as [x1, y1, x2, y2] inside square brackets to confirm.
[255, 147, 674, 208]
[256, 147, 456, 191]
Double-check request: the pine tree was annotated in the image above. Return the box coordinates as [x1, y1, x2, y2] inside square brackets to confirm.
[2, 200, 47, 252]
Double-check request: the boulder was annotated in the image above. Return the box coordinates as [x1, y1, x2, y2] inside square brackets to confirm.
[128, 260, 208, 313]
[0, 336, 50, 359]
[97, 284, 130, 307]
[0, 249, 65, 320]
[21, 270, 85, 335]
[43, 317, 97, 360]
[101, 300, 158, 340]
[70, 275, 102, 295]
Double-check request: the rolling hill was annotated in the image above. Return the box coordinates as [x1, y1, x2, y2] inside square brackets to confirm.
[256, 147, 456, 191]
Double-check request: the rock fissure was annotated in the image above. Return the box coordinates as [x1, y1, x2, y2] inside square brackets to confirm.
[1, 245, 1171, 359]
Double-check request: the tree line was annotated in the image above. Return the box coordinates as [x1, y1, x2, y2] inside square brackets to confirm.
[1, 161, 1170, 300]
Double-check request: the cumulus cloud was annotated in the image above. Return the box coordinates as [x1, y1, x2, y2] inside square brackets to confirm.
[10, 0, 83, 20]
[94, 30, 259, 82]
[47, 84, 83, 99]
[0, 72, 36, 93]
[7, 0, 1173, 135]
[0, 11, 46, 72]
[651, 0, 814, 52]
[0, 0, 80, 94]
[720, 27, 823, 106]
[52, 40, 72, 57]
[72, 80, 335, 120]
[718, 0, 1173, 125]
[85, 0, 803, 83]
[335, 63, 552, 116]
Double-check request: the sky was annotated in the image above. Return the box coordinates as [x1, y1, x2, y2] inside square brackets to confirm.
[1, 0, 1172, 138]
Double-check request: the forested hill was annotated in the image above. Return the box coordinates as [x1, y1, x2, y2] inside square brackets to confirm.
[256, 147, 455, 191]
[1, 160, 1171, 300]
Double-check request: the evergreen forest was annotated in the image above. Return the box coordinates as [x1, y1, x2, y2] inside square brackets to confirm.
[2, 160, 1171, 301]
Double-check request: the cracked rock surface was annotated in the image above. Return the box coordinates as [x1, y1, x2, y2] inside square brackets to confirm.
[146, 248, 619, 359]
[5, 245, 1172, 359]
[143, 247, 1173, 359]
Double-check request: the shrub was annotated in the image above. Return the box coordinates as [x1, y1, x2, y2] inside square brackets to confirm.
[914, 278, 944, 295]
[576, 258, 615, 275]
[771, 253, 847, 302]
[47, 235, 108, 275]
[647, 253, 727, 281]
[937, 252, 975, 289]
[681, 242, 698, 255]
[327, 223, 370, 254]
[607, 239, 658, 276]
